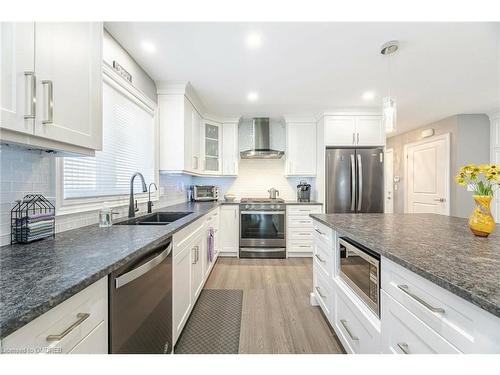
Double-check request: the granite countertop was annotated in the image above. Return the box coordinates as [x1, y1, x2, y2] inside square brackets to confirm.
[0, 201, 220, 339]
[310, 213, 500, 318]
[219, 199, 322, 205]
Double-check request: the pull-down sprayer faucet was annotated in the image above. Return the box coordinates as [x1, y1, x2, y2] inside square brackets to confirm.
[129, 172, 147, 218]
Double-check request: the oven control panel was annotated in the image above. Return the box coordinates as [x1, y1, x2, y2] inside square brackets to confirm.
[241, 204, 285, 211]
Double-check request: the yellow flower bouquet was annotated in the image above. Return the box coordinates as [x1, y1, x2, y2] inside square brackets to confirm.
[455, 164, 499, 237]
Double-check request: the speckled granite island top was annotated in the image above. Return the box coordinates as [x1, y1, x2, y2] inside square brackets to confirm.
[0, 201, 220, 339]
[310, 213, 500, 318]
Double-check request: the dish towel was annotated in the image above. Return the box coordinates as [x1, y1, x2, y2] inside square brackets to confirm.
[208, 227, 214, 262]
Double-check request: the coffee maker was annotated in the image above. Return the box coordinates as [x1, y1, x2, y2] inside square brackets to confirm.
[297, 180, 311, 202]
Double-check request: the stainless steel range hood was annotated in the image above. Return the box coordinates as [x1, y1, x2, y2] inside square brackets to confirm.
[240, 118, 284, 159]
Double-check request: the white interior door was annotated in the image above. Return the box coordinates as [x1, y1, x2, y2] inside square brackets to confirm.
[384, 148, 394, 213]
[405, 134, 450, 215]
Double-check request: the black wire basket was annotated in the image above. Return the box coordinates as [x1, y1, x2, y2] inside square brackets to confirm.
[11, 194, 55, 244]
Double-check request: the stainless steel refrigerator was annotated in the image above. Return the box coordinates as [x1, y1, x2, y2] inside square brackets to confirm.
[325, 148, 384, 214]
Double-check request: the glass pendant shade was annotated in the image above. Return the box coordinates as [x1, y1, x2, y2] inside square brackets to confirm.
[382, 96, 397, 133]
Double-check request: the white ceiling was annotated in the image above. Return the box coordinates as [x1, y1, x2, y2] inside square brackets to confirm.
[105, 22, 500, 135]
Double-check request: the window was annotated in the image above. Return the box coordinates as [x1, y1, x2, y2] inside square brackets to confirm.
[63, 74, 155, 201]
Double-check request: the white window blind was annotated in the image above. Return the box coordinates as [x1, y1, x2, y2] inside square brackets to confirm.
[63, 80, 155, 199]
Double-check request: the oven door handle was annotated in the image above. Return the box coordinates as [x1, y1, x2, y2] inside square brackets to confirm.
[116, 242, 172, 289]
[240, 211, 285, 215]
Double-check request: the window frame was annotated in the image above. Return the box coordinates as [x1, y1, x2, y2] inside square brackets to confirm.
[56, 62, 159, 216]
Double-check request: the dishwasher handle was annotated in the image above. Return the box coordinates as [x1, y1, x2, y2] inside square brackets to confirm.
[115, 242, 172, 289]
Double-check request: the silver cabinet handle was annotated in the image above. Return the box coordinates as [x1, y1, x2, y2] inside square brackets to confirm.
[433, 198, 446, 202]
[196, 246, 200, 262]
[314, 254, 326, 263]
[357, 154, 363, 211]
[397, 342, 409, 354]
[42, 80, 54, 124]
[116, 244, 172, 288]
[350, 154, 356, 211]
[24, 71, 36, 119]
[397, 285, 445, 313]
[357, 132, 360, 144]
[315, 286, 326, 298]
[46, 313, 90, 341]
[340, 319, 359, 341]
[314, 228, 325, 236]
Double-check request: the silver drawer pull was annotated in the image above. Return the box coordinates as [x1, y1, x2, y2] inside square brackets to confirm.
[397, 342, 409, 354]
[46, 313, 90, 341]
[340, 319, 359, 341]
[315, 254, 326, 263]
[24, 71, 36, 119]
[397, 285, 445, 314]
[315, 286, 326, 298]
[314, 228, 325, 236]
[42, 80, 54, 124]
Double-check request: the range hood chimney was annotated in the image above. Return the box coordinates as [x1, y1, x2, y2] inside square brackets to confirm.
[240, 118, 284, 159]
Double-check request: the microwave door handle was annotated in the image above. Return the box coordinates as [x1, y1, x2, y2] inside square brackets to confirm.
[357, 154, 363, 211]
[350, 154, 356, 212]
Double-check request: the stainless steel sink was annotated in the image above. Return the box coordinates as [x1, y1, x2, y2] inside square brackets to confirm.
[116, 212, 193, 225]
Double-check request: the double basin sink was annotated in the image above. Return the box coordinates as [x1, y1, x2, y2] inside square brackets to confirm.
[116, 212, 193, 226]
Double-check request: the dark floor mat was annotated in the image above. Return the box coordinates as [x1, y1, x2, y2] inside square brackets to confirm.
[174, 289, 243, 354]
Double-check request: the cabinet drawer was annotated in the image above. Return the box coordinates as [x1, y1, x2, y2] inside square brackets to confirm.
[68, 321, 107, 354]
[288, 216, 313, 228]
[334, 279, 380, 354]
[381, 291, 461, 354]
[313, 220, 334, 247]
[287, 240, 313, 254]
[381, 257, 500, 353]
[313, 267, 333, 322]
[287, 205, 322, 216]
[2, 277, 107, 354]
[313, 238, 333, 277]
[173, 216, 205, 255]
[288, 230, 314, 241]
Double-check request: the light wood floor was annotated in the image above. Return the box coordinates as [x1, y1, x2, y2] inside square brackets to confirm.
[204, 257, 345, 354]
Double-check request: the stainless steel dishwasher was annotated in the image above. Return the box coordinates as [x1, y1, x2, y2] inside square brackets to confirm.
[109, 237, 172, 354]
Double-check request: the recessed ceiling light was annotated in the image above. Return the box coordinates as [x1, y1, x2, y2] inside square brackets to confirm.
[362, 91, 375, 101]
[247, 92, 259, 102]
[141, 41, 156, 53]
[246, 32, 262, 49]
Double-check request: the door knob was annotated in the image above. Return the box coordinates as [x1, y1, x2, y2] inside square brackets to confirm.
[434, 198, 446, 202]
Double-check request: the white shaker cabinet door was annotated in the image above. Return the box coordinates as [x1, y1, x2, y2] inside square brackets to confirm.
[355, 116, 384, 146]
[324, 116, 356, 146]
[34, 22, 102, 150]
[286, 122, 316, 176]
[0, 22, 35, 135]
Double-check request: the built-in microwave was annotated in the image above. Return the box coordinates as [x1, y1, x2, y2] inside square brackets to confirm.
[339, 237, 380, 317]
[192, 185, 219, 201]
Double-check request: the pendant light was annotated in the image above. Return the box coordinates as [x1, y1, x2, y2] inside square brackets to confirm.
[380, 40, 399, 133]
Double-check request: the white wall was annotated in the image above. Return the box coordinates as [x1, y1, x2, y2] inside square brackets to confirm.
[194, 159, 316, 201]
[103, 28, 157, 102]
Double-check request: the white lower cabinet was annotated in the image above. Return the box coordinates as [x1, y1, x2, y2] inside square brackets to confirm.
[381, 291, 460, 354]
[311, 218, 500, 354]
[286, 205, 322, 257]
[1, 277, 107, 354]
[172, 208, 220, 346]
[220, 205, 239, 257]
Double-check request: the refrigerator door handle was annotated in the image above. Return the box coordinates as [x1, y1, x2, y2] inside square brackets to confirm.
[350, 154, 356, 211]
[357, 154, 363, 211]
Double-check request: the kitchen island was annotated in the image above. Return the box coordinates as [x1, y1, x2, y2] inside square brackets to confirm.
[310, 213, 500, 354]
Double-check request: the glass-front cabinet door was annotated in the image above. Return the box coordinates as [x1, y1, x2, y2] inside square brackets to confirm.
[203, 120, 222, 173]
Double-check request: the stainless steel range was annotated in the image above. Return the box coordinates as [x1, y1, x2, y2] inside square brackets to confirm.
[239, 198, 286, 259]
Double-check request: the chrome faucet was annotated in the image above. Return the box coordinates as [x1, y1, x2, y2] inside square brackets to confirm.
[147, 182, 158, 213]
[129, 172, 147, 218]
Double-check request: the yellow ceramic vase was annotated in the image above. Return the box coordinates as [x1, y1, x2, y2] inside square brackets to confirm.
[468, 195, 495, 237]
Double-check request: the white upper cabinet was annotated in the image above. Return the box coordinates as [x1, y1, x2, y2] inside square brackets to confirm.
[201, 120, 222, 174]
[158, 95, 200, 174]
[33, 23, 102, 150]
[222, 122, 239, 176]
[324, 115, 384, 147]
[286, 121, 317, 176]
[0, 22, 103, 155]
[0, 22, 35, 135]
